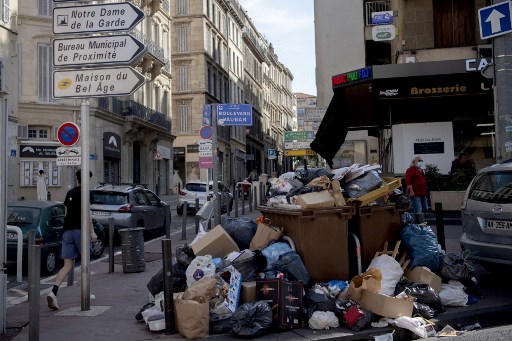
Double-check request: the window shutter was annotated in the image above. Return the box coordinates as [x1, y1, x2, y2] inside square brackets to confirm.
[0, 59, 3, 92]
[2, 0, 9, 22]
[53, 126, 59, 141]
[18, 125, 28, 139]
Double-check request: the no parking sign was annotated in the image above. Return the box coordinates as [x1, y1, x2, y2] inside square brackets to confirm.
[57, 122, 80, 146]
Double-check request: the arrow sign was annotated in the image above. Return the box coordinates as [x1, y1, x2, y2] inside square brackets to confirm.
[487, 9, 506, 33]
[53, 2, 145, 35]
[53, 66, 146, 99]
[478, 1, 512, 39]
[53, 34, 146, 67]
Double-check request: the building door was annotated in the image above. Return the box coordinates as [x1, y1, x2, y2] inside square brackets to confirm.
[133, 141, 141, 184]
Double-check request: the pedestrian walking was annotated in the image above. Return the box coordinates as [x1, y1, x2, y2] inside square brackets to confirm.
[406, 155, 429, 215]
[36, 169, 47, 201]
[47, 169, 97, 310]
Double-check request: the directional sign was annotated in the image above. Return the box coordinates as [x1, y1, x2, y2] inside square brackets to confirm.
[57, 122, 80, 146]
[53, 34, 146, 67]
[57, 146, 82, 157]
[285, 141, 311, 150]
[478, 1, 512, 39]
[284, 131, 315, 142]
[200, 126, 213, 140]
[284, 149, 316, 157]
[53, 66, 146, 99]
[217, 104, 253, 126]
[53, 2, 145, 35]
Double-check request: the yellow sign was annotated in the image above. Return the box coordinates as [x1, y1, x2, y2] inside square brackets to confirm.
[284, 149, 316, 156]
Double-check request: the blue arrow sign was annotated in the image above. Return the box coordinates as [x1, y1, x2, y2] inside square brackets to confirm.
[479, 1, 512, 39]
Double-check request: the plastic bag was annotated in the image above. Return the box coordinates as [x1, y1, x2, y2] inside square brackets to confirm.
[209, 317, 234, 334]
[190, 221, 208, 246]
[439, 281, 468, 307]
[186, 255, 216, 287]
[261, 242, 292, 270]
[308, 311, 340, 330]
[400, 223, 441, 272]
[231, 301, 273, 338]
[176, 243, 195, 266]
[273, 251, 311, 286]
[304, 289, 336, 319]
[367, 255, 403, 296]
[285, 185, 324, 199]
[146, 262, 188, 296]
[343, 170, 383, 198]
[224, 217, 257, 250]
[295, 167, 334, 185]
[231, 249, 258, 282]
[394, 280, 445, 318]
[439, 251, 476, 285]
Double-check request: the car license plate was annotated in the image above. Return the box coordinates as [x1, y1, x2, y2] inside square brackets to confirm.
[92, 211, 111, 216]
[486, 220, 512, 230]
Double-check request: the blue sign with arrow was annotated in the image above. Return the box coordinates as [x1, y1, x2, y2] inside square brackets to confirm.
[479, 1, 512, 39]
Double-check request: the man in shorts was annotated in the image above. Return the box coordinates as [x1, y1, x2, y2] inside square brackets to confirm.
[47, 169, 97, 310]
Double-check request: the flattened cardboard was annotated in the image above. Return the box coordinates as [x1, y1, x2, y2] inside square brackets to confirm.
[405, 266, 442, 293]
[256, 279, 303, 330]
[191, 225, 240, 258]
[295, 190, 335, 209]
[360, 289, 413, 318]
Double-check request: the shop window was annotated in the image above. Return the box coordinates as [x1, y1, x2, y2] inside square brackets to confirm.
[20, 161, 60, 187]
[433, 0, 475, 48]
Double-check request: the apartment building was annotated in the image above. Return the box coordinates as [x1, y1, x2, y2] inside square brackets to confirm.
[315, 0, 494, 174]
[170, 0, 294, 184]
[11, 0, 173, 202]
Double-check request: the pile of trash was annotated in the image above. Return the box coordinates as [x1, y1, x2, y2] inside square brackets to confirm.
[135, 210, 480, 339]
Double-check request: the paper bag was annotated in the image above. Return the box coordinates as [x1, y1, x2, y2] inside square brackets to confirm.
[182, 277, 217, 302]
[306, 175, 332, 189]
[175, 299, 209, 339]
[250, 219, 283, 251]
[347, 267, 382, 302]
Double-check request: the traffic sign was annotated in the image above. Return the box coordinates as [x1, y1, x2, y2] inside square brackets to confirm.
[53, 2, 145, 35]
[371, 11, 393, 25]
[53, 34, 146, 67]
[56, 156, 82, 166]
[200, 126, 213, 140]
[478, 1, 512, 39]
[53, 66, 146, 98]
[284, 131, 315, 142]
[57, 122, 80, 146]
[284, 149, 316, 157]
[57, 146, 81, 156]
[199, 140, 212, 156]
[268, 149, 276, 160]
[217, 104, 253, 126]
[285, 141, 311, 150]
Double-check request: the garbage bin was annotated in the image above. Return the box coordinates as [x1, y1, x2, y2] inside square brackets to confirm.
[349, 204, 405, 271]
[258, 206, 355, 283]
[118, 227, 145, 273]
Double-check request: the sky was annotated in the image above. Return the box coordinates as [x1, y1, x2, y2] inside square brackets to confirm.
[239, 0, 317, 96]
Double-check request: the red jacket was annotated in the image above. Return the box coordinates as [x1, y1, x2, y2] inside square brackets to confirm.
[406, 166, 427, 196]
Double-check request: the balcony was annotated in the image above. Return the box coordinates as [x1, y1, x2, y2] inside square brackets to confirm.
[364, 0, 391, 26]
[105, 98, 171, 133]
[132, 28, 170, 77]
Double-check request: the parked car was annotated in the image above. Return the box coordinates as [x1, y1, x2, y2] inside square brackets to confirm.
[90, 184, 169, 238]
[6, 200, 105, 275]
[177, 180, 233, 215]
[460, 162, 512, 271]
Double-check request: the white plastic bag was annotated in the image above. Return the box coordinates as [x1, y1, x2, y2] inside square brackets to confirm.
[439, 280, 468, 306]
[185, 255, 216, 287]
[308, 311, 340, 330]
[367, 255, 403, 296]
[190, 221, 208, 246]
[395, 316, 431, 339]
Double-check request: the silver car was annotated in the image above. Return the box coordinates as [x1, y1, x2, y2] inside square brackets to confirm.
[90, 184, 168, 237]
[460, 162, 512, 271]
[177, 180, 233, 215]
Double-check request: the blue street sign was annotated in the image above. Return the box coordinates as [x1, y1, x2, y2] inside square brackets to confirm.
[479, 1, 512, 39]
[371, 11, 393, 25]
[216, 104, 253, 126]
[203, 104, 212, 126]
[268, 149, 276, 160]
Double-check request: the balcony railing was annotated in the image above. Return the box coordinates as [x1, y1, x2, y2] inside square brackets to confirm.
[132, 28, 169, 66]
[364, 0, 391, 26]
[161, 0, 170, 13]
[106, 98, 171, 133]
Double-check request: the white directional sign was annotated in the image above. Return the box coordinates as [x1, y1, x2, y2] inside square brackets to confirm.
[285, 141, 312, 150]
[53, 2, 145, 35]
[53, 34, 146, 67]
[53, 66, 146, 98]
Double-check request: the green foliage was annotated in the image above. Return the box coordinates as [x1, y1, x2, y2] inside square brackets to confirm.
[425, 163, 466, 191]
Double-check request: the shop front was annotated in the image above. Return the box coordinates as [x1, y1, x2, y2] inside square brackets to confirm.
[103, 132, 121, 184]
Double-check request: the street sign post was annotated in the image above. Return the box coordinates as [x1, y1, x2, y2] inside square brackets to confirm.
[53, 66, 145, 98]
[478, 1, 512, 39]
[284, 149, 316, 157]
[53, 2, 145, 35]
[284, 131, 315, 142]
[57, 122, 80, 146]
[53, 34, 146, 67]
[216, 104, 253, 126]
[285, 141, 312, 150]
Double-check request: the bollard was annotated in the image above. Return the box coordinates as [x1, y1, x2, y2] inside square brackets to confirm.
[241, 187, 245, 215]
[29, 244, 41, 341]
[207, 196, 212, 230]
[249, 187, 253, 212]
[46, 191, 51, 201]
[195, 198, 200, 234]
[181, 201, 188, 240]
[234, 185, 239, 218]
[27, 230, 36, 302]
[435, 202, 446, 251]
[109, 217, 115, 273]
[259, 183, 264, 206]
[162, 239, 176, 335]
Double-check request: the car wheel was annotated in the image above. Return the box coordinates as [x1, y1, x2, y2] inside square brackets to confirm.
[177, 205, 183, 215]
[42, 249, 58, 275]
[91, 237, 105, 259]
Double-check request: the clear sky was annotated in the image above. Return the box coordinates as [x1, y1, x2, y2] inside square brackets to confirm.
[239, 0, 317, 96]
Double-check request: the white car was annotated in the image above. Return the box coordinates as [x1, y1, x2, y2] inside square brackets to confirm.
[177, 180, 233, 215]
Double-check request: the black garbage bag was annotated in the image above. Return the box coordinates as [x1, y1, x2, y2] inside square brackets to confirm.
[400, 223, 441, 272]
[439, 252, 476, 285]
[231, 301, 273, 338]
[210, 316, 235, 334]
[388, 189, 412, 210]
[304, 289, 336, 320]
[285, 185, 324, 199]
[295, 168, 334, 185]
[224, 217, 257, 250]
[395, 280, 445, 319]
[273, 251, 310, 287]
[146, 262, 188, 296]
[176, 243, 195, 266]
[232, 250, 258, 282]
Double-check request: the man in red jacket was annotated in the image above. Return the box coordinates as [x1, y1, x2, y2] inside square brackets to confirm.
[406, 155, 428, 215]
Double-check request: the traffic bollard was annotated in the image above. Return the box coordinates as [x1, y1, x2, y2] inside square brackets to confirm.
[195, 198, 200, 234]
[234, 184, 239, 218]
[28, 230, 35, 302]
[165, 204, 171, 239]
[181, 201, 188, 240]
[435, 202, 446, 251]
[241, 187, 245, 215]
[162, 239, 176, 335]
[109, 217, 115, 273]
[29, 244, 41, 341]
[207, 196, 212, 230]
[249, 187, 253, 212]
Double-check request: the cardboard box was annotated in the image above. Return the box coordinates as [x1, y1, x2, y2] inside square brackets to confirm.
[191, 225, 240, 258]
[256, 279, 281, 327]
[295, 190, 335, 209]
[329, 179, 347, 206]
[404, 266, 442, 293]
[256, 279, 303, 330]
[240, 281, 256, 305]
[210, 266, 242, 321]
[360, 289, 413, 318]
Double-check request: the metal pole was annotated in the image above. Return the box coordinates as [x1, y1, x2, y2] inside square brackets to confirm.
[195, 198, 200, 234]
[165, 203, 171, 238]
[207, 196, 212, 230]
[109, 217, 114, 273]
[234, 182, 239, 218]
[0, 90, 8, 334]
[80, 99, 91, 311]
[241, 185, 245, 215]
[162, 239, 176, 335]
[249, 186, 253, 212]
[259, 183, 264, 206]
[212, 104, 221, 226]
[181, 201, 188, 240]
[27, 230, 35, 302]
[435, 202, 446, 252]
[29, 244, 41, 341]
[253, 184, 258, 209]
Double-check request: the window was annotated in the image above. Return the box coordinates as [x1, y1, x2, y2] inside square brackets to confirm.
[433, 0, 475, 48]
[28, 128, 49, 139]
[1, 0, 10, 22]
[206, 29, 212, 55]
[177, 65, 189, 91]
[0, 59, 3, 92]
[178, 104, 189, 132]
[38, 0, 52, 16]
[38, 43, 54, 102]
[162, 91, 169, 115]
[177, 26, 189, 52]
[162, 31, 169, 59]
[20, 161, 60, 187]
[177, 0, 187, 15]
[469, 171, 512, 204]
[206, 0, 210, 17]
